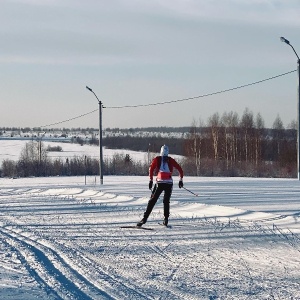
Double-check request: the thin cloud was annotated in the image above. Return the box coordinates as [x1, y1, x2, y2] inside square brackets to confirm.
[139, 0, 300, 26]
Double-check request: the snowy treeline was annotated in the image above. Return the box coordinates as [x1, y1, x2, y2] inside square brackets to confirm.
[0, 141, 150, 178]
[183, 110, 296, 177]
[0, 109, 297, 178]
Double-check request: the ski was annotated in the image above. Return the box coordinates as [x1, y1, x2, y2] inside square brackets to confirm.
[120, 225, 154, 231]
[158, 222, 172, 229]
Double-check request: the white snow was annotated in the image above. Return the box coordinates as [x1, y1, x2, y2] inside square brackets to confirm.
[0, 139, 183, 164]
[1, 175, 300, 299]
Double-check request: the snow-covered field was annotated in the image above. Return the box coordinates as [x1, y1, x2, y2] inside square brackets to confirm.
[0, 139, 152, 164]
[1, 175, 300, 299]
[0, 139, 184, 166]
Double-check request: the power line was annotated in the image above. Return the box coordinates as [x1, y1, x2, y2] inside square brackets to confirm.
[39, 109, 98, 128]
[39, 69, 296, 127]
[106, 69, 297, 109]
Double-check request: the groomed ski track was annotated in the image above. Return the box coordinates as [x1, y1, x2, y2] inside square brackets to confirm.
[1, 176, 300, 299]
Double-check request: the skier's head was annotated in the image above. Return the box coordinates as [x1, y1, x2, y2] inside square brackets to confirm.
[160, 145, 169, 157]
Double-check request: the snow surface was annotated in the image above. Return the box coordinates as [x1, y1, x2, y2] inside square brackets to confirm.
[1, 175, 300, 299]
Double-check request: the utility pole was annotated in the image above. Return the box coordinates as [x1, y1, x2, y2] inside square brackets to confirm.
[280, 37, 300, 180]
[86, 86, 104, 185]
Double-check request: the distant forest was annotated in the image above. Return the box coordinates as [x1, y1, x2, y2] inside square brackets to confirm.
[103, 136, 185, 155]
[0, 109, 298, 178]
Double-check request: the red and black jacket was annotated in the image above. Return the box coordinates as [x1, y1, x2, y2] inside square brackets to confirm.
[149, 156, 183, 182]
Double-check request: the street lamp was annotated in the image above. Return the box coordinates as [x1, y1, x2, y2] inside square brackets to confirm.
[86, 86, 104, 185]
[280, 37, 300, 180]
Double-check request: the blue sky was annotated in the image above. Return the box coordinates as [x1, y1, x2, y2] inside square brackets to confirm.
[1, 0, 300, 129]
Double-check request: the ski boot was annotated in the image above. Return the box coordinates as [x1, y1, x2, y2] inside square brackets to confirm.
[137, 218, 146, 227]
[163, 218, 168, 226]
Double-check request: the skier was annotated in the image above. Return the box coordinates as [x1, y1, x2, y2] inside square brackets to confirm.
[137, 145, 184, 227]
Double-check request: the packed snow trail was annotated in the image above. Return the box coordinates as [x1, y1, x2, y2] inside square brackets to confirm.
[0, 176, 300, 299]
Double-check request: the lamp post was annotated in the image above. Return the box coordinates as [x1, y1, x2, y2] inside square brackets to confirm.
[280, 37, 300, 180]
[86, 86, 104, 185]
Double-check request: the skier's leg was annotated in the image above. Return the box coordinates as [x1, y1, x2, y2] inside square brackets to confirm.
[163, 183, 173, 224]
[144, 184, 163, 219]
[137, 184, 163, 226]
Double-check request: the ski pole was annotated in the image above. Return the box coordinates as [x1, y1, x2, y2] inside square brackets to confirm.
[182, 186, 199, 197]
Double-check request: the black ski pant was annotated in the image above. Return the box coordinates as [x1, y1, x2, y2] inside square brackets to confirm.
[143, 182, 173, 221]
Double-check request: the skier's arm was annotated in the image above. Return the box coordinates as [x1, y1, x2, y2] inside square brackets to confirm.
[170, 158, 183, 179]
[149, 157, 158, 181]
[170, 158, 184, 188]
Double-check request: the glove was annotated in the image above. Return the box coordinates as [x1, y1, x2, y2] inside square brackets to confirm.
[149, 180, 153, 190]
[179, 180, 183, 189]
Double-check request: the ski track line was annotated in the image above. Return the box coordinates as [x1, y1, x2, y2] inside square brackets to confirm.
[56, 242, 152, 300]
[0, 226, 114, 300]
[146, 244, 173, 262]
[3, 215, 154, 300]
[0, 228, 64, 299]
[103, 227, 198, 300]
[208, 220, 300, 299]
[2, 186, 300, 299]
[143, 236, 203, 300]
[0, 231, 60, 300]
[95, 226, 188, 300]
[162, 219, 271, 299]
[145, 244, 187, 298]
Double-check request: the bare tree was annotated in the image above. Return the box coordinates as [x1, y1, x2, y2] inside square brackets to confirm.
[188, 118, 205, 176]
[240, 108, 254, 163]
[222, 111, 239, 170]
[273, 114, 284, 161]
[208, 113, 222, 161]
[18, 141, 48, 176]
[287, 119, 297, 130]
[255, 113, 265, 168]
[1, 159, 16, 177]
